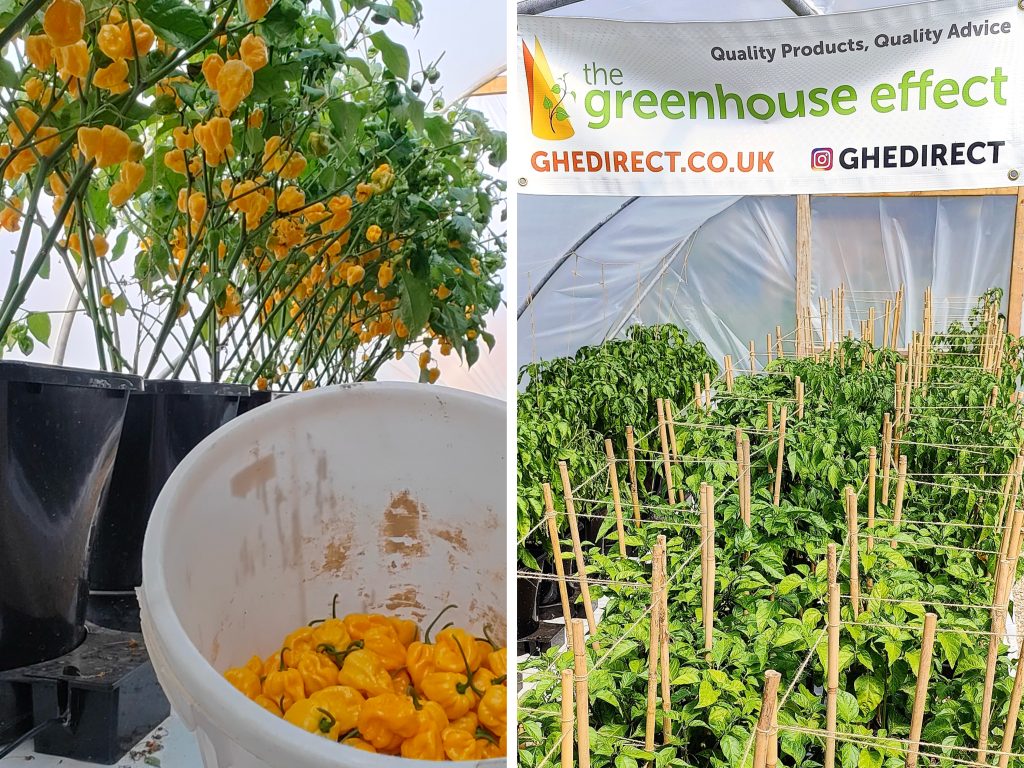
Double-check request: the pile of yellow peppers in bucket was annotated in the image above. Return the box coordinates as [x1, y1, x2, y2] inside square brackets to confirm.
[223, 602, 507, 760]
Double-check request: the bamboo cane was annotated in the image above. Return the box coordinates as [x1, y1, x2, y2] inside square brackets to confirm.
[725, 355, 734, 392]
[742, 437, 752, 527]
[820, 295, 828, 352]
[750, 340, 757, 372]
[543, 482, 574, 649]
[644, 541, 662, 753]
[693, 381, 702, 411]
[753, 671, 782, 768]
[571, 619, 590, 768]
[831, 288, 838, 345]
[868, 305, 876, 345]
[846, 486, 860, 618]
[559, 462, 598, 644]
[626, 426, 641, 525]
[665, 400, 680, 463]
[658, 535, 671, 743]
[700, 483, 709, 652]
[883, 299, 892, 349]
[867, 447, 876, 552]
[561, 669, 574, 768]
[604, 439, 627, 558]
[703, 372, 712, 410]
[893, 455, 908, 533]
[705, 484, 716, 656]
[655, 399, 675, 506]
[796, 376, 804, 420]
[767, 402, 774, 433]
[905, 613, 937, 768]
[826, 542, 839, 768]
[978, 558, 1010, 765]
[776, 325, 783, 360]
[881, 413, 893, 505]
[773, 406, 789, 507]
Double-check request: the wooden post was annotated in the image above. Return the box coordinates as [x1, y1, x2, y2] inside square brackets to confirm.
[978, 558, 1010, 765]
[658, 535, 671, 744]
[742, 436, 752, 527]
[560, 669, 574, 768]
[752, 671, 782, 768]
[905, 612, 937, 768]
[1009, 186, 1024, 337]
[846, 486, 860, 618]
[656, 399, 675, 506]
[725, 355, 734, 392]
[775, 325, 784, 360]
[881, 413, 893, 505]
[999, 612, 1024, 768]
[883, 299, 892, 349]
[705, 485, 716, 655]
[795, 376, 804, 420]
[893, 455, 908, 532]
[571, 619, 590, 768]
[626, 426, 641, 525]
[767, 402, 774, 433]
[749, 340, 757, 372]
[544, 482, 574, 649]
[773, 406, 789, 507]
[867, 447, 876, 552]
[605, 439, 627, 558]
[559, 462, 599, 643]
[700, 483, 710, 654]
[735, 427, 744, 520]
[693, 381, 702, 411]
[703, 373, 712, 410]
[644, 540, 663, 752]
[820, 295, 828, 351]
[825, 543, 839, 768]
[665, 400, 680, 463]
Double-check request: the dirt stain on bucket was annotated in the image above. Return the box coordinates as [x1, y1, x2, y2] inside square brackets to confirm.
[380, 491, 425, 558]
[321, 533, 353, 575]
[230, 454, 276, 498]
[385, 586, 424, 613]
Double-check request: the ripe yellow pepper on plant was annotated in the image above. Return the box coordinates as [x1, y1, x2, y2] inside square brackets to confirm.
[43, 0, 85, 47]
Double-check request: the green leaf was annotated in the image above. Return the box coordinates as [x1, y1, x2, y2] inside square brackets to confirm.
[555, 106, 569, 121]
[399, 275, 431, 336]
[328, 100, 365, 140]
[0, 58, 17, 89]
[251, 63, 303, 101]
[26, 313, 50, 345]
[855, 674, 884, 715]
[262, 0, 304, 44]
[551, 83, 561, 94]
[543, 96, 553, 110]
[370, 31, 410, 79]
[111, 230, 130, 262]
[135, 0, 212, 49]
[697, 679, 720, 708]
[836, 690, 859, 721]
[112, 295, 128, 316]
[424, 115, 453, 147]
[671, 667, 700, 685]
[858, 747, 882, 768]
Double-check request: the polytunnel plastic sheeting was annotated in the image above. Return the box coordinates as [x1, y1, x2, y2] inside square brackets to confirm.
[810, 195, 1017, 346]
[627, 196, 799, 372]
[518, 195, 739, 366]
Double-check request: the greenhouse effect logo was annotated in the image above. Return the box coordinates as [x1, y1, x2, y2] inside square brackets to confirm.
[522, 37, 575, 140]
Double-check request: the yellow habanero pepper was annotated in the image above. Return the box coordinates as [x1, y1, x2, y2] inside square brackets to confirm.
[284, 697, 343, 740]
[420, 672, 478, 720]
[336, 649, 393, 697]
[406, 641, 436, 689]
[387, 616, 419, 646]
[307, 685, 364, 733]
[342, 613, 392, 641]
[281, 626, 316, 667]
[296, 650, 338, 696]
[342, 737, 377, 753]
[224, 666, 261, 699]
[441, 726, 484, 761]
[252, 695, 283, 717]
[448, 711, 478, 733]
[402, 699, 448, 759]
[356, 693, 418, 752]
[478, 684, 506, 735]
[391, 669, 413, 695]
[435, 627, 485, 673]
[263, 651, 306, 711]
[486, 647, 507, 678]
[311, 617, 350, 653]
[363, 625, 406, 671]
[244, 655, 263, 675]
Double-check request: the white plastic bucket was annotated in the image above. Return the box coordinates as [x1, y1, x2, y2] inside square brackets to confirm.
[139, 383, 506, 768]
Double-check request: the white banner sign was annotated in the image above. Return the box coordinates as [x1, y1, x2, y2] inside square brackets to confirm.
[516, 0, 1024, 195]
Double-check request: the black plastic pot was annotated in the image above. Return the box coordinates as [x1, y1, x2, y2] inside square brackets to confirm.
[517, 576, 540, 638]
[237, 388, 273, 415]
[87, 380, 248, 629]
[0, 362, 140, 672]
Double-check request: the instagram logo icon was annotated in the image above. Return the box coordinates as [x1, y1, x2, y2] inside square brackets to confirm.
[811, 147, 833, 171]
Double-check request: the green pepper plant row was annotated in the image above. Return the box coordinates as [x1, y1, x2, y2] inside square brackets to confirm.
[519, 293, 1024, 768]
